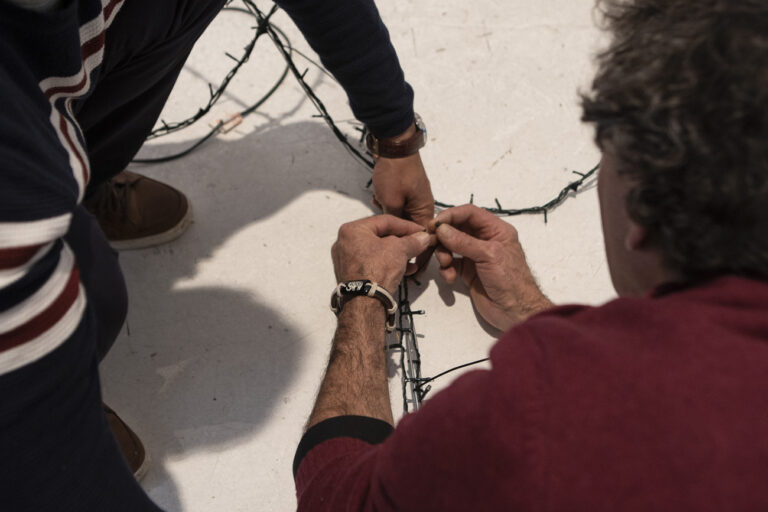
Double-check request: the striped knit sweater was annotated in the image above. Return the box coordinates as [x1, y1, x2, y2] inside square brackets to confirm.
[0, 0, 414, 378]
[0, 0, 126, 377]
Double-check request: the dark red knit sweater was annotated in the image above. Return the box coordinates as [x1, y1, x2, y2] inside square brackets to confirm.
[294, 276, 768, 511]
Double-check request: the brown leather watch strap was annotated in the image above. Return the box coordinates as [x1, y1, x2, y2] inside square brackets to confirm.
[365, 114, 427, 158]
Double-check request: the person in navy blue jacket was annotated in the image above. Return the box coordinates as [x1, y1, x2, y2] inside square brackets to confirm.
[0, 0, 432, 509]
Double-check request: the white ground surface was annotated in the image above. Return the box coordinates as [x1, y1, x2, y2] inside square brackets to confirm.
[100, 1, 615, 510]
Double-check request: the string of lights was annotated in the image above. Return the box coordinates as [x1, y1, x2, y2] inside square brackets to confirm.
[134, 0, 598, 413]
[435, 164, 598, 223]
[390, 278, 491, 413]
[145, 4, 281, 141]
[132, 3, 290, 164]
[391, 279, 425, 412]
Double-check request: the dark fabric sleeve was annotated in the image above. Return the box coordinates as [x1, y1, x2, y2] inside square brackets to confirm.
[294, 415, 394, 477]
[292, 363, 534, 512]
[274, 0, 415, 137]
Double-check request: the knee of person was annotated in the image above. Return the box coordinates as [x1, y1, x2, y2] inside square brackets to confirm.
[65, 206, 128, 360]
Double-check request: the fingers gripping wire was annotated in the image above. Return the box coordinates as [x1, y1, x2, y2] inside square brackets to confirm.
[130, 0, 598, 411]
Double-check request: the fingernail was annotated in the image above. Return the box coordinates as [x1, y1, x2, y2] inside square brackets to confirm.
[436, 223, 452, 239]
[413, 231, 430, 245]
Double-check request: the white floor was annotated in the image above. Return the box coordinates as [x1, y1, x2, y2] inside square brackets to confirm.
[100, 1, 615, 510]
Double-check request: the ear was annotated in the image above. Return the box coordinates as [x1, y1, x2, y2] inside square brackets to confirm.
[624, 222, 650, 251]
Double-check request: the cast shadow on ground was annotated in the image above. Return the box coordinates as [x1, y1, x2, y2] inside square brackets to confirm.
[422, 263, 501, 339]
[98, 120, 381, 510]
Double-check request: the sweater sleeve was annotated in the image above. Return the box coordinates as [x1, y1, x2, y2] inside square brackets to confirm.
[0, 37, 88, 377]
[274, 0, 415, 137]
[293, 360, 538, 511]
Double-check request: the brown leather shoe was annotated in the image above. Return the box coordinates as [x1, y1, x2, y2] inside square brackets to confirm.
[87, 171, 193, 250]
[104, 404, 149, 481]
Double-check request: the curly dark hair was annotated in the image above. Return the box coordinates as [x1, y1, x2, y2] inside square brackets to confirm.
[581, 0, 768, 281]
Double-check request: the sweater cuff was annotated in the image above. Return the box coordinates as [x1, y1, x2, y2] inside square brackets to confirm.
[293, 415, 393, 478]
[366, 108, 415, 139]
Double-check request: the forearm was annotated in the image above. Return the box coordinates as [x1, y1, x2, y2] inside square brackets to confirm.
[307, 297, 393, 430]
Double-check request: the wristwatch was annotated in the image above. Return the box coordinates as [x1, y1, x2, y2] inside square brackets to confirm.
[365, 114, 427, 158]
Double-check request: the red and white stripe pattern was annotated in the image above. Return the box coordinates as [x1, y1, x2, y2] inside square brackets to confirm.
[39, 0, 125, 202]
[0, 245, 86, 374]
[0, 0, 124, 375]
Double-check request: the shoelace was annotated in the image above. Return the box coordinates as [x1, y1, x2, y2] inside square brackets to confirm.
[88, 176, 137, 221]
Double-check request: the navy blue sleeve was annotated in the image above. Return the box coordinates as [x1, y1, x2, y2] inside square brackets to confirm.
[275, 0, 415, 137]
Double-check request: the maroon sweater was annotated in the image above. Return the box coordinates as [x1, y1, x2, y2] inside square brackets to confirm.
[294, 276, 768, 510]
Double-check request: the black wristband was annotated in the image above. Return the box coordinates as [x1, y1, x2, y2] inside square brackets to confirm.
[293, 415, 394, 478]
[330, 280, 397, 331]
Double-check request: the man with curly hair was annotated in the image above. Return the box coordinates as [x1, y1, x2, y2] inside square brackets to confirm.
[294, 0, 768, 509]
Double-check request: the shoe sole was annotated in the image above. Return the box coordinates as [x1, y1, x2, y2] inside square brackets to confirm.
[103, 403, 151, 482]
[109, 202, 194, 251]
[134, 453, 150, 482]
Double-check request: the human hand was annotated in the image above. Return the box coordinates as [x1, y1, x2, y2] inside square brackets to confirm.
[430, 205, 553, 331]
[371, 152, 434, 228]
[332, 215, 437, 293]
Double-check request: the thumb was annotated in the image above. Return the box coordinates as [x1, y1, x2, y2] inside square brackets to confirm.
[436, 224, 489, 262]
[401, 231, 436, 260]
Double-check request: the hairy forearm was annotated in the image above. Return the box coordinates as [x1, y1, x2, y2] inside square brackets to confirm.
[307, 298, 393, 430]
